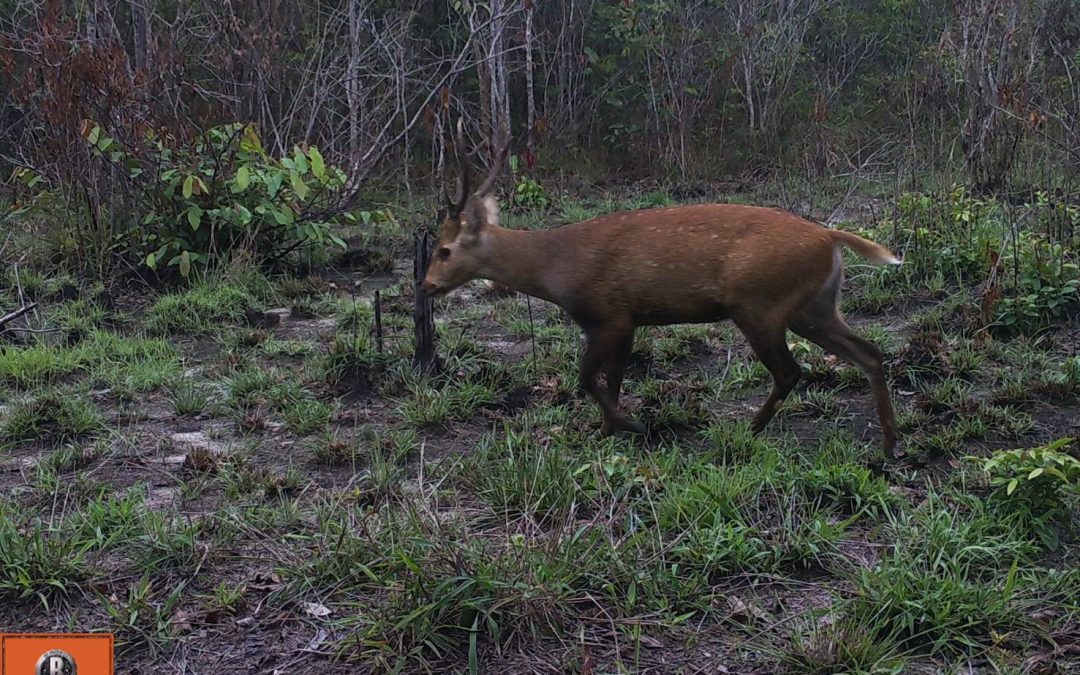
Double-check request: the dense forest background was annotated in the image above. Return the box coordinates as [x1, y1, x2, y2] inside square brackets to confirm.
[2, 0, 1080, 283]
[2, 0, 1078, 196]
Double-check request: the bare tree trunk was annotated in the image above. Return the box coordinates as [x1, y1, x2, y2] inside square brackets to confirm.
[347, 0, 364, 170]
[464, 1, 493, 150]
[488, 0, 511, 157]
[524, 0, 536, 169]
[85, 0, 100, 43]
[131, 0, 151, 73]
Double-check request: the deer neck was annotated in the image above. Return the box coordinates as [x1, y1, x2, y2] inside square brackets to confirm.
[478, 226, 567, 304]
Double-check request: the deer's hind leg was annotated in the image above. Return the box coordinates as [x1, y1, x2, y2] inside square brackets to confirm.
[790, 282, 899, 456]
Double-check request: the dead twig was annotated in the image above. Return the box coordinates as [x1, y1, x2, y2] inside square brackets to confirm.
[0, 301, 39, 329]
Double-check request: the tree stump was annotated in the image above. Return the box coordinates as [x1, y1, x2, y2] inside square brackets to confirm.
[413, 229, 441, 375]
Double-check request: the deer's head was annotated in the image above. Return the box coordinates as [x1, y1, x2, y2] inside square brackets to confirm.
[420, 120, 509, 298]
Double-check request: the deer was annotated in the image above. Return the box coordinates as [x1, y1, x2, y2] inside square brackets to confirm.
[421, 122, 902, 458]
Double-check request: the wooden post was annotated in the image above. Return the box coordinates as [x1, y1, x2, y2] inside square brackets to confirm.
[413, 229, 441, 375]
[373, 289, 383, 354]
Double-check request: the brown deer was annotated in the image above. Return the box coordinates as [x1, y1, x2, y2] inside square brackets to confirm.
[422, 123, 902, 457]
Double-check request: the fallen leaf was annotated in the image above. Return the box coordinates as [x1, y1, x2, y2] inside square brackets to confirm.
[305, 627, 329, 651]
[726, 595, 771, 624]
[248, 572, 282, 591]
[170, 608, 192, 635]
[302, 601, 332, 618]
[638, 635, 663, 649]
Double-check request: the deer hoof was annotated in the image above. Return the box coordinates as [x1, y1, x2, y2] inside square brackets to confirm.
[602, 417, 645, 436]
[883, 433, 904, 460]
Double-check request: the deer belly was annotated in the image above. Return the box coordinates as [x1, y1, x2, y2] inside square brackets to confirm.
[634, 303, 728, 326]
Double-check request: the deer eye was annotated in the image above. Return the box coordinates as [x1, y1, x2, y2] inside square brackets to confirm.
[437, 247, 451, 260]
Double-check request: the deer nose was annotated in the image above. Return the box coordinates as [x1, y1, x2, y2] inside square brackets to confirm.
[419, 280, 438, 296]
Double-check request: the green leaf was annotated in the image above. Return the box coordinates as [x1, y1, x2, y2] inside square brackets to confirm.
[1028, 467, 1044, 480]
[240, 125, 263, 154]
[398, 552, 421, 574]
[1045, 467, 1069, 481]
[272, 206, 295, 225]
[179, 250, 191, 278]
[309, 147, 325, 179]
[468, 614, 480, 675]
[1003, 558, 1019, 598]
[182, 175, 194, 199]
[145, 252, 157, 269]
[266, 172, 284, 198]
[290, 171, 310, 200]
[187, 206, 203, 230]
[293, 147, 308, 175]
[1046, 438, 1073, 452]
[1006, 478, 1019, 495]
[235, 166, 250, 190]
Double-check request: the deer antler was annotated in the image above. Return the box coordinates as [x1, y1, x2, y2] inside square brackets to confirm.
[446, 118, 471, 216]
[476, 127, 510, 197]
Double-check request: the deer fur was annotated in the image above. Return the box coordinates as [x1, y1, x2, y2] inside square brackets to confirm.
[422, 123, 902, 457]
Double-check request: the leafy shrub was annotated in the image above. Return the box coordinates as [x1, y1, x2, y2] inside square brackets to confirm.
[506, 154, 550, 210]
[887, 187, 1080, 334]
[973, 438, 1080, 522]
[992, 243, 1080, 333]
[512, 176, 550, 211]
[893, 185, 991, 281]
[73, 122, 349, 277]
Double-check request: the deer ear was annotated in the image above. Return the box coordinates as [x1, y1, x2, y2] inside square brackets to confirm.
[459, 195, 500, 242]
[479, 195, 501, 228]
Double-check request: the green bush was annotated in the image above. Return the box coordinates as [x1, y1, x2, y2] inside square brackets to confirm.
[993, 241, 1080, 333]
[75, 122, 350, 277]
[885, 186, 1080, 334]
[973, 438, 1080, 532]
[512, 176, 550, 211]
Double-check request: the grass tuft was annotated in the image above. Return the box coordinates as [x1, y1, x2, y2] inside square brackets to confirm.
[145, 280, 259, 334]
[2, 391, 105, 446]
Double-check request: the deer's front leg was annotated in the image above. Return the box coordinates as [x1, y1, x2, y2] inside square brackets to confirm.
[580, 327, 645, 435]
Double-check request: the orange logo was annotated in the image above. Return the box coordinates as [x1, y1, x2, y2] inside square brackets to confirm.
[1, 634, 114, 675]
